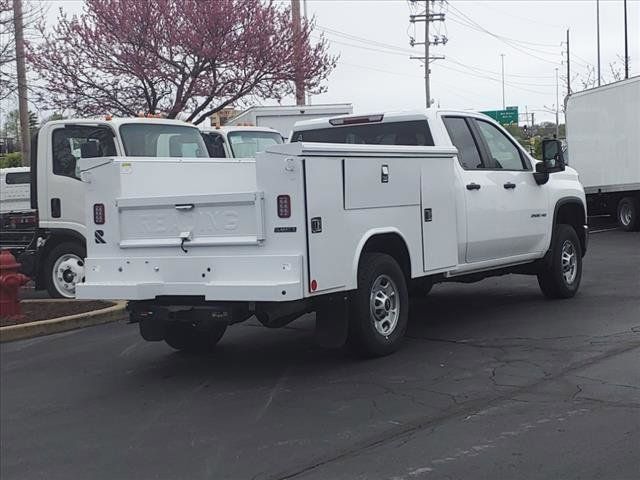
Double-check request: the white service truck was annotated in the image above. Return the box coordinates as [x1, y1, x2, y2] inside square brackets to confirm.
[565, 76, 640, 231]
[77, 110, 588, 357]
[0, 167, 32, 214]
[1, 117, 209, 298]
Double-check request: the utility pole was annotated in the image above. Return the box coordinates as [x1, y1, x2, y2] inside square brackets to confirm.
[624, 0, 629, 79]
[303, 0, 312, 103]
[409, 0, 446, 108]
[425, 0, 430, 106]
[291, 0, 305, 106]
[13, 0, 30, 167]
[596, 0, 601, 86]
[566, 29, 571, 96]
[555, 67, 560, 138]
[501, 53, 506, 109]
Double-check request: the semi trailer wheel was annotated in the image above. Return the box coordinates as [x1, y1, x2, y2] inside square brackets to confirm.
[164, 322, 227, 353]
[537, 224, 583, 299]
[44, 242, 86, 299]
[617, 196, 640, 231]
[347, 253, 409, 357]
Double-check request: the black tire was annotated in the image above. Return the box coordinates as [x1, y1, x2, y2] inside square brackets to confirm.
[347, 253, 409, 357]
[44, 242, 86, 299]
[537, 224, 583, 299]
[164, 322, 227, 353]
[616, 196, 640, 231]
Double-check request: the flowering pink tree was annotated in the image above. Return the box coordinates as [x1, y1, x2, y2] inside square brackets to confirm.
[27, 0, 335, 123]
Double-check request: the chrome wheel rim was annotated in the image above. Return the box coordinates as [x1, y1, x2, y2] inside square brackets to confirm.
[52, 254, 84, 298]
[370, 274, 400, 337]
[620, 203, 632, 226]
[561, 240, 577, 285]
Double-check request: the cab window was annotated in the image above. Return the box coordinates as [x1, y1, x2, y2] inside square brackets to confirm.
[52, 126, 116, 180]
[201, 132, 227, 158]
[474, 120, 527, 170]
[290, 121, 433, 146]
[442, 117, 484, 170]
[119, 124, 208, 158]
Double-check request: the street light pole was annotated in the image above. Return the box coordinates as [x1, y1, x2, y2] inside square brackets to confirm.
[555, 67, 560, 138]
[501, 53, 505, 109]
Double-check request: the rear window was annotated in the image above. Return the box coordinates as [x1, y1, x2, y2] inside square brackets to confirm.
[290, 120, 433, 146]
[5, 172, 31, 184]
[120, 124, 208, 158]
[227, 131, 283, 158]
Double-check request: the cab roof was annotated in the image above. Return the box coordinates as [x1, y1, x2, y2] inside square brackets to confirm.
[291, 108, 494, 132]
[43, 117, 196, 128]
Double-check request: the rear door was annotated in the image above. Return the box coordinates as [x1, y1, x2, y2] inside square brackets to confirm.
[442, 116, 505, 263]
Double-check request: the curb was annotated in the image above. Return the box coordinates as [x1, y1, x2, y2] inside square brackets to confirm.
[0, 301, 127, 343]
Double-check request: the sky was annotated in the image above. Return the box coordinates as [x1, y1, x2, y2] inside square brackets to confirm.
[5, 0, 640, 125]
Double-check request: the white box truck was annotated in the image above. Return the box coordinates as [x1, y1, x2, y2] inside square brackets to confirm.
[225, 103, 353, 140]
[77, 110, 587, 357]
[565, 76, 640, 231]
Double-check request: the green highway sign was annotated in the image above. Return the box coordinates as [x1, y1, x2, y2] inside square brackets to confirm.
[480, 107, 519, 125]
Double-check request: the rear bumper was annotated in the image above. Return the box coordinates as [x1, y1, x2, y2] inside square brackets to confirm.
[77, 254, 305, 302]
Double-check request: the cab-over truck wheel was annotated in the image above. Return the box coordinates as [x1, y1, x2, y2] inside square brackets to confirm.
[43, 241, 86, 298]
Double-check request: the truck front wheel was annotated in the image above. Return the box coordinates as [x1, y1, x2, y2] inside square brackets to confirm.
[348, 253, 409, 357]
[44, 242, 86, 298]
[537, 224, 582, 299]
[164, 322, 227, 353]
[617, 196, 640, 231]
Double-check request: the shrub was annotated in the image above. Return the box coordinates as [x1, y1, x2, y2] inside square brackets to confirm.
[0, 152, 23, 168]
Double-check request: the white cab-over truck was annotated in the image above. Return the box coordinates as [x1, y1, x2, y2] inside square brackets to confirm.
[1, 117, 209, 298]
[565, 76, 640, 231]
[77, 110, 587, 357]
[199, 125, 283, 159]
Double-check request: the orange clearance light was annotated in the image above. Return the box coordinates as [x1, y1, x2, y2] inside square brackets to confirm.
[105, 114, 113, 121]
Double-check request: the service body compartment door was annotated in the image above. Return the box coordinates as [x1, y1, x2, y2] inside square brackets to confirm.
[421, 158, 458, 271]
[304, 157, 349, 293]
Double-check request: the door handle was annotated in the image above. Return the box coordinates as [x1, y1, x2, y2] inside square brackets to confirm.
[175, 204, 194, 211]
[503, 182, 516, 189]
[466, 183, 481, 190]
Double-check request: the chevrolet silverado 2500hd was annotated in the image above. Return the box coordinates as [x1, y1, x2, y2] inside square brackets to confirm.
[77, 110, 587, 357]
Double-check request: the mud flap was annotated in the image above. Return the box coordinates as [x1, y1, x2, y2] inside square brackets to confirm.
[315, 295, 349, 349]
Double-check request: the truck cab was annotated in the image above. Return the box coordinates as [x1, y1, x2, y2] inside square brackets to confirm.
[15, 117, 208, 298]
[199, 126, 283, 159]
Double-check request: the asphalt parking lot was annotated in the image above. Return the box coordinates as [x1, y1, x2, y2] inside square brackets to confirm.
[1, 228, 639, 480]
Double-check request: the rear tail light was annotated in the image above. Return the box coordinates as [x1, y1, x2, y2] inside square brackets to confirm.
[93, 203, 105, 224]
[277, 195, 291, 218]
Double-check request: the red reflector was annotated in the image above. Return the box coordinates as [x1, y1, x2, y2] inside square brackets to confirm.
[93, 203, 105, 224]
[277, 195, 291, 218]
[310, 279, 317, 292]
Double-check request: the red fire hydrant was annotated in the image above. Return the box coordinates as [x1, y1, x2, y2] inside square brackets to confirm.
[0, 250, 30, 318]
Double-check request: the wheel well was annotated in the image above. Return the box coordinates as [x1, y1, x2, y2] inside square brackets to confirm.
[555, 201, 586, 255]
[360, 233, 411, 280]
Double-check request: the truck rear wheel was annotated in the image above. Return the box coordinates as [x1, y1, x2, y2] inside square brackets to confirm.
[537, 224, 582, 299]
[348, 253, 409, 357]
[44, 242, 86, 299]
[617, 196, 640, 231]
[164, 322, 227, 353]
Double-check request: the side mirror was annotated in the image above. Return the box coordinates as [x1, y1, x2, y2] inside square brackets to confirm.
[541, 139, 565, 173]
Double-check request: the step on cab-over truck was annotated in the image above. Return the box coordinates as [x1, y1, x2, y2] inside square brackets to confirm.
[2, 117, 209, 298]
[77, 110, 588, 357]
